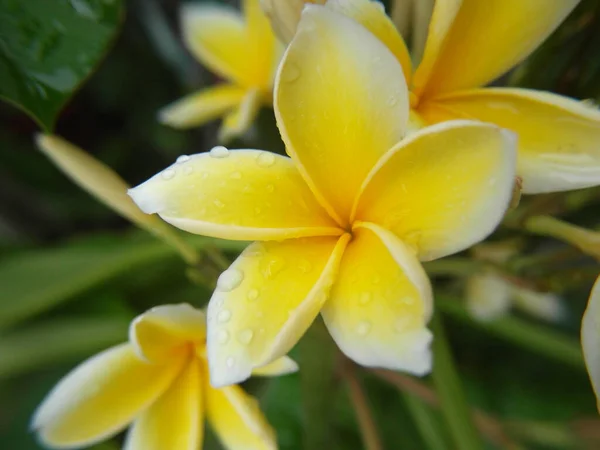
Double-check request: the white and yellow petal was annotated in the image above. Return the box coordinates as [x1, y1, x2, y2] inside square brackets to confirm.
[218, 89, 263, 143]
[252, 355, 299, 376]
[32, 344, 184, 448]
[466, 272, 512, 322]
[275, 4, 409, 224]
[205, 383, 276, 450]
[419, 88, 600, 194]
[413, 0, 579, 97]
[129, 304, 206, 363]
[322, 223, 433, 374]
[582, 275, 600, 412]
[158, 84, 246, 129]
[207, 235, 350, 387]
[124, 359, 202, 450]
[242, 0, 279, 88]
[355, 121, 517, 261]
[128, 150, 343, 241]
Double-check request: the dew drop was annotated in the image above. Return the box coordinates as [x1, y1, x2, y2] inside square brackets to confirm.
[217, 309, 232, 323]
[217, 330, 230, 344]
[226, 356, 235, 368]
[213, 199, 225, 209]
[230, 171, 242, 179]
[238, 329, 254, 345]
[217, 269, 244, 292]
[388, 96, 399, 106]
[359, 292, 372, 305]
[357, 321, 371, 336]
[266, 184, 275, 193]
[247, 288, 259, 301]
[161, 168, 175, 180]
[297, 259, 312, 274]
[176, 155, 190, 163]
[210, 146, 230, 158]
[281, 63, 300, 82]
[256, 152, 276, 167]
[402, 296, 415, 305]
[263, 256, 285, 279]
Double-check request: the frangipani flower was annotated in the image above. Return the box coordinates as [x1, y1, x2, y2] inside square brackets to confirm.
[159, 0, 279, 142]
[582, 275, 600, 411]
[32, 304, 295, 449]
[129, 6, 517, 386]
[322, 0, 600, 194]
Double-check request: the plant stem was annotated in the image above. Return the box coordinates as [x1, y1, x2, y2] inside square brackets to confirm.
[345, 367, 383, 450]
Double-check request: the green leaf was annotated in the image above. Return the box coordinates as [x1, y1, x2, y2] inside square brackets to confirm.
[401, 393, 448, 450]
[431, 313, 484, 450]
[0, 316, 129, 380]
[0, 0, 123, 131]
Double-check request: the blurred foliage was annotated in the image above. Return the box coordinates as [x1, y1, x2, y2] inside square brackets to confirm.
[1, 0, 600, 449]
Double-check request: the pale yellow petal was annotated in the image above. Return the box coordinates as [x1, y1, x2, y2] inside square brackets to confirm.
[158, 85, 245, 129]
[419, 88, 600, 194]
[181, 3, 275, 88]
[414, 0, 579, 97]
[322, 223, 433, 374]
[124, 359, 202, 450]
[218, 89, 263, 143]
[275, 5, 409, 225]
[128, 150, 343, 241]
[206, 235, 350, 387]
[355, 121, 517, 261]
[243, 0, 279, 86]
[326, 0, 412, 82]
[32, 344, 184, 448]
[252, 356, 299, 376]
[261, 0, 326, 43]
[582, 275, 600, 412]
[206, 383, 276, 450]
[129, 304, 206, 363]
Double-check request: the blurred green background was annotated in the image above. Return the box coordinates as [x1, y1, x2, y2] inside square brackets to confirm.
[1, 0, 600, 449]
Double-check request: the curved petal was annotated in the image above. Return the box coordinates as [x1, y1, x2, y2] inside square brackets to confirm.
[32, 344, 183, 448]
[128, 150, 343, 241]
[582, 275, 600, 412]
[206, 383, 276, 450]
[275, 5, 409, 225]
[218, 89, 263, 143]
[158, 84, 245, 129]
[181, 3, 275, 88]
[124, 359, 202, 450]
[326, 0, 412, 82]
[252, 356, 299, 377]
[355, 121, 517, 261]
[322, 223, 433, 374]
[419, 88, 600, 194]
[413, 0, 579, 97]
[242, 0, 279, 88]
[130, 304, 206, 363]
[206, 234, 350, 387]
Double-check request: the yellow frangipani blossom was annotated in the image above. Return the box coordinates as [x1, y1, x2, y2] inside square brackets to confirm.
[323, 0, 600, 194]
[260, 0, 326, 43]
[129, 6, 517, 387]
[32, 304, 296, 450]
[582, 275, 600, 411]
[159, 0, 280, 142]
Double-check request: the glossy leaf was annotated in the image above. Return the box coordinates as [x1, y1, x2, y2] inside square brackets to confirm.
[0, 0, 123, 130]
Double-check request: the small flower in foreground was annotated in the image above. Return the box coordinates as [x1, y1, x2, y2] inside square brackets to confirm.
[32, 304, 295, 449]
[159, 0, 280, 142]
[129, 6, 517, 386]
[325, 0, 600, 194]
[582, 275, 600, 412]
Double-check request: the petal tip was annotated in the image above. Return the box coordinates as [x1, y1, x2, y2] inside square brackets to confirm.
[127, 184, 159, 215]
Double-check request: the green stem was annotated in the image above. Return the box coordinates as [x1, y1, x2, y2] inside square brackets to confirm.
[346, 368, 383, 450]
[402, 393, 447, 450]
[431, 314, 484, 450]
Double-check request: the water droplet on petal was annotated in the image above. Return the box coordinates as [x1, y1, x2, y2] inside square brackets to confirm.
[217, 269, 244, 292]
[402, 296, 415, 305]
[161, 168, 175, 180]
[217, 309, 232, 323]
[176, 155, 190, 163]
[230, 171, 242, 179]
[359, 292, 372, 305]
[262, 256, 285, 279]
[226, 356, 235, 368]
[247, 288, 259, 301]
[388, 96, 399, 106]
[357, 321, 371, 336]
[238, 329, 254, 345]
[281, 63, 300, 82]
[266, 184, 275, 193]
[210, 146, 230, 158]
[297, 259, 312, 273]
[213, 199, 225, 209]
[256, 152, 276, 167]
[217, 330, 230, 344]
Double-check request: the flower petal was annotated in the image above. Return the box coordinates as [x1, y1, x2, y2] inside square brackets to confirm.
[582, 275, 600, 412]
[466, 272, 512, 322]
[181, 3, 275, 87]
[326, 0, 412, 82]
[207, 235, 350, 387]
[129, 304, 206, 363]
[128, 150, 343, 241]
[252, 356, 299, 376]
[322, 223, 433, 374]
[355, 120, 517, 261]
[32, 344, 183, 448]
[419, 88, 600, 194]
[206, 383, 276, 450]
[158, 84, 245, 129]
[413, 0, 579, 97]
[218, 89, 263, 143]
[275, 4, 409, 224]
[124, 359, 202, 450]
